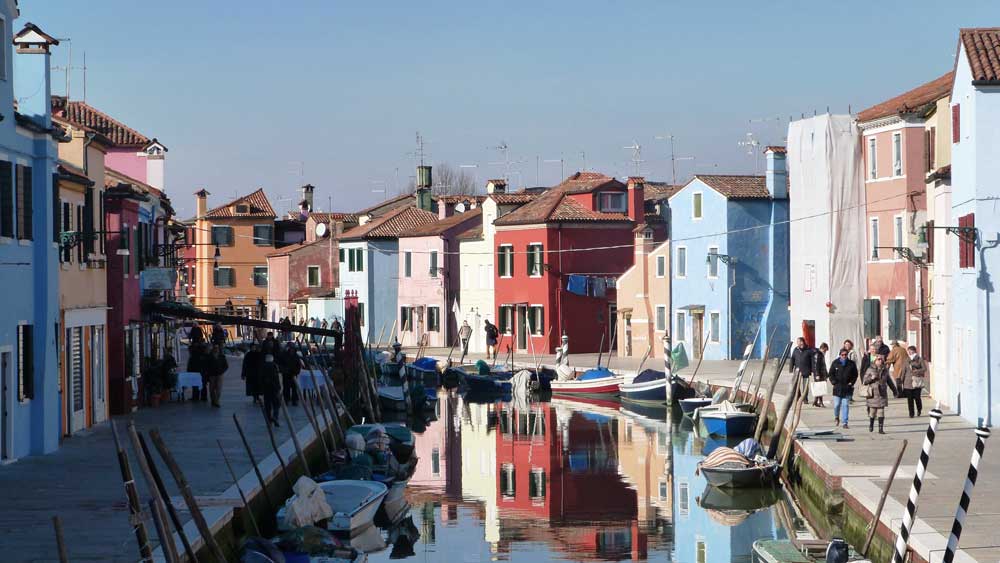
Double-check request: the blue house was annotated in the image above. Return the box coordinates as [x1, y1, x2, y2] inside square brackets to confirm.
[0, 17, 63, 461]
[667, 148, 789, 360]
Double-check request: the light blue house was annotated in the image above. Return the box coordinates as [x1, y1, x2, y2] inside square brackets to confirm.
[668, 148, 789, 360]
[0, 16, 63, 461]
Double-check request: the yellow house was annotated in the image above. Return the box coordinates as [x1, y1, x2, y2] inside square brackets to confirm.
[924, 95, 953, 403]
[616, 222, 671, 360]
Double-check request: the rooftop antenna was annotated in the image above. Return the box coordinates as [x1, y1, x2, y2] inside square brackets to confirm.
[52, 39, 86, 101]
[623, 140, 643, 176]
[738, 132, 762, 174]
[544, 157, 565, 182]
[459, 164, 479, 191]
[580, 150, 587, 172]
[370, 180, 386, 194]
[488, 141, 512, 182]
[408, 132, 429, 166]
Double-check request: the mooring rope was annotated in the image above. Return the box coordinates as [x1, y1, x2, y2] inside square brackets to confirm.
[942, 426, 991, 563]
[893, 407, 943, 563]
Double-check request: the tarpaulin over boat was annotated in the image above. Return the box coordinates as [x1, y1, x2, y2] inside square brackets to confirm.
[632, 369, 665, 384]
[579, 367, 614, 381]
[412, 357, 438, 371]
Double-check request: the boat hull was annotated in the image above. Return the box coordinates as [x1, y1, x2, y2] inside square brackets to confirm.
[619, 378, 667, 402]
[700, 412, 757, 438]
[700, 462, 780, 489]
[463, 373, 512, 393]
[679, 397, 713, 416]
[550, 376, 624, 396]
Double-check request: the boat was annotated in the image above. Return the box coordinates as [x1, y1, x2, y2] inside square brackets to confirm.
[405, 357, 440, 388]
[377, 386, 408, 412]
[346, 424, 417, 468]
[678, 396, 713, 416]
[700, 458, 780, 488]
[276, 480, 387, 533]
[752, 538, 870, 563]
[462, 371, 513, 393]
[550, 366, 623, 396]
[698, 483, 782, 512]
[618, 369, 667, 403]
[699, 409, 758, 438]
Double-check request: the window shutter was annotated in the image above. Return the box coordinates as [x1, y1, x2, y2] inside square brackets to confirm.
[929, 127, 936, 171]
[863, 298, 881, 338]
[349, 248, 355, 271]
[76, 206, 83, 263]
[925, 220, 934, 264]
[61, 203, 71, 263]
[15, 164, 33, 240]
[357, 248, 363, 271]
[497, 248, 506, 277]
[18, 324, 34, 400]
[83, 187, 94, 256]
[952, 104, 961, 143]
[52, 173, 60, 244]
[888, 299, 906, 342]
[0, 161, 11, 238]
[526, 246, 535, 275]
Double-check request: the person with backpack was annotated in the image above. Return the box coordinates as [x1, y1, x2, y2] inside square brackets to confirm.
[484, 320, 499, 360]
[260, 354, 282, 426]
[279, 342, 302, 406]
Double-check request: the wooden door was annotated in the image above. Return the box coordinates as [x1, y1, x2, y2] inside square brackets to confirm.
[517, 305, 528, 351]
[692, 313, 704, 359]
[91, 326, 107, 424]
[68, 327, 86, 432]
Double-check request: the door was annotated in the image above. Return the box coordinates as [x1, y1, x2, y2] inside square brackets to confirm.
[1, 350, 11, 461]
[624, 313, 633, 357]
[67, 327, 86, 432]
[517, 305, 528, 351]
[692, 313, 704, 359]
[91, 326, 107, 424]
[608, 304, 618, 352]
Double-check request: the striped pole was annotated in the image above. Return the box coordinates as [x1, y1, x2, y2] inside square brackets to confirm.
[663, 333, 673, 403]
[942, 427, 991, 563]
[892, 408, 943, 563]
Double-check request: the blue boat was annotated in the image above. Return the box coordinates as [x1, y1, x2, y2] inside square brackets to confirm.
[679, 396, 713, 416]
[619, 369, 667, 403]
[699, 410, 757, 438]
[462, 372, 512, 393]
[406, 357, 440, 388]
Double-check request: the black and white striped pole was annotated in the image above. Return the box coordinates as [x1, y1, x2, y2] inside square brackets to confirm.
[942, 426, 991, 563]
[892, 407, 943, 563]
[663, 332, 672, 403]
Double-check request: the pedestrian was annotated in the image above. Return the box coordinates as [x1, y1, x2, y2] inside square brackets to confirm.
[211, 323, 227, 348]
[261, 353, 282, 427]
[190, 342, 211, 401]
[811, 343, 830, 408]
[828, 347, 858, 428]
[320, 318, 329, 347]
[843, 339, 859, 403]
[886, 340, 907, 393]
[899, 345, 927, 418]
[189, 322, 205, 346]
[862, 354, 897, 434]
[207, 344, 228, 408]
[279, 317, 292, 342]
[484, 320, 499, 360]
[872, 335, 890, 358]
[789, 337, 816, 402]
[459, 320, 472, 354]
[279, 342, 302, 406]
[331, 319, 344, 364]
[242, 342, 263, 405]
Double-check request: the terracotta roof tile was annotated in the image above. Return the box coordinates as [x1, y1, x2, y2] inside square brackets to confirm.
[644, 182, 683, 202]
[354, 192, 415, 217]
[548, 197, 630, 222]
[456, 223, 483, 241]
[203, 188, 276, 219]
[960, 28, 1000, 84]
[436, 195, 485, 205]
[57, 162, 93, 187]
[266, 237, 331, 257]
[400, 208, 482, 238]
[857, 72, 954, 122]
[309, 212, 359, 225]
[51, 96, 153, 147]
[340, 206, 438, 240]
[694, 175, 771, 199]
[490, 192, 537, 204]
[493, 172, 636, 226]
[558, 171, 626, 194]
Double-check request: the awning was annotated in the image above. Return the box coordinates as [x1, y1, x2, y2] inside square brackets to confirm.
[678, 304, 705, 312]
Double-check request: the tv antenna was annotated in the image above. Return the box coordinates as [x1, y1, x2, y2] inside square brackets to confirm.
[488, 141, 523, 183]
[544, 157, 565, 182]
[52, 38, 87, 101]
[738, 132, 762, 174]
[655, 134, 697, 186]
[370, 180, 387, 194]
[623, 140, 643, 176]
[579, 150, 588, 172]
[409, 132, 429, 166]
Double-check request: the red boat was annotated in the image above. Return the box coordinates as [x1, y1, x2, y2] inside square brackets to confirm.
[550, 367, 624, 396]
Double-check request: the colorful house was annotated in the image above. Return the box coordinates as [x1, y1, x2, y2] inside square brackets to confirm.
[857, 72, 952, 351]
[0, 21, 63, 460]
[947, 28, 1000, 426]
[492, 173, 644, 355]
[397, 207, 482, 347]
[615, 204, 673, 360]
[668, 152, 789, 361]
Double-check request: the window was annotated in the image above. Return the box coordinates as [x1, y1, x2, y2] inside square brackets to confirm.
[696, 540, 707, 563]
[656, 255, 666, 278]
[498, 305, 514, 334]
[0, 161, 11, 238]
[404, 251, 412, 277]
[894, 215, 904, 257]
[500, 463, 516, 499]
[925, 220, 935, 264]
[868, 137, 877, 180]
[357, 302, 365, 326]
[429, 251, 439, 277]
[61, 202, 71, 263]
[709, 312, 720, 343]
[675, 311, 686, 342]
[348, 248, 364, 272]
[529, 468, 546, 500]
[428, 306, 440, 332]
[527, 243, 543, 276]
[213, 266, 235, 287]
[887, 299, 906, 342]
[959, 213, 976, 268]
[692, 192, 703, 220]
[678, 481, 690, 515]
[952, 104, 961, 143]
[400, 307, 411, 332]
[83, 187, 94, 256]
[252, 224, 274, 246]
[252, 266, 268, 287]
[497, 245, 514, 277]
[598, 191, 626, 212]
[15, 164, 32, 240]
[925, 128, 936, 172]
[17, 324, 33, 401]
[211, 226, 234, 246]
[528, 305, 544, 336]
[676, 246, 687, 278]
[339, 248, 344, 263]
[869, 218, 879, 260]
[892, 132, 902, 176]
[307, 265, 321, 287]
[122, 226, 130, 275]
[707, 246, 719, 278]
[655, 305, 666, 332]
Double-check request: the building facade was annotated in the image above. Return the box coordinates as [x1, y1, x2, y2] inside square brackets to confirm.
[616, 223, 670, 360]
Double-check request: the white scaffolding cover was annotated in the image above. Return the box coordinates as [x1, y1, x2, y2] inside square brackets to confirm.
[787, 114, 866, 351]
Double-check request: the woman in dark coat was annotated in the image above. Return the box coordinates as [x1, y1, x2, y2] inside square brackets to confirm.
[241, 343, 264, 404]
[207, 344, 229, 408]
[828, 348, 858, 428]
[862, 355, 897, 434]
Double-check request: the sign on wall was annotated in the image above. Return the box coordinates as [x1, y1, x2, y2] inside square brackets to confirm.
[141, 268, 177, 291]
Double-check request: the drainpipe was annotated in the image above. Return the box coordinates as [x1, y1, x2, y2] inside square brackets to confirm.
[728, 259, 736, 360]
[82, 132, 95, 174]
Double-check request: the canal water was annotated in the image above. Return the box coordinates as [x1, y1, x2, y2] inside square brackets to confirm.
[354, 391, 802, 563]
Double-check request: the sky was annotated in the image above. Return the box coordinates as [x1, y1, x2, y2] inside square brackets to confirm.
[21, 1, 1000, 218]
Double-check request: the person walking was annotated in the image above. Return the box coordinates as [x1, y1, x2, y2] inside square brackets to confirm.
[331, 319, 344, 365]
[207, 344, 229, 407]
[843, 339, 859, 403]
[242, 342, 264, 405]
[811, 343, 830, 408]
[211, 323, 227, 348]
[189, 322, 205, 346]
[484, 320, 499, 360]
[872, 335, 890, 358]
[862, 354, 897, 434]
[886, 340, 907, 395]
[828, 347, 858, 428]
[899, 345, 927, 418]
[789, 337, 817, 402]
[279, 343, 302, 406]
[260, 353, 282, 426]
[459, 320, 472, 355]
[188, 343, 211, 401]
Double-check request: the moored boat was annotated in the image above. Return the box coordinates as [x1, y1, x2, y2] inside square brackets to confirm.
[277, 480, 388, 533]
[679, 396, 713, 416]
[700, 458, 780, 488]
[752, 538, 870, 563]
[699, 410, 757, 438]
[550, 367, 624, 396]
[618, 369, 667, 403]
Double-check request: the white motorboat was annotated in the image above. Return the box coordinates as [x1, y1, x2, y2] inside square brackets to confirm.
[278, 480, 388, 533]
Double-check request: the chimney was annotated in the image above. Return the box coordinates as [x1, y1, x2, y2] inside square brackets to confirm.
[438, 201, 455, 220]
[765, 147, 788, 199]
[486, 179, 507, 195]
[144, 139, 167, 191]
[195, 189, 210, 218]
[626, 177, 645, 222]
[13, 23, 59, 128]
[300, 184, 315, 212]
[415, 165, 434, 211]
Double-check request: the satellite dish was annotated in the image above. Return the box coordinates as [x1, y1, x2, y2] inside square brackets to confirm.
[454, 202, 466, 213]
[315, 222, 328, 238]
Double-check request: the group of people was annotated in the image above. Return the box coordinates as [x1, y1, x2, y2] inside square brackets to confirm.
[277, 316, 344, 348]
[791, 335, 927, 434]
[241, 333, 307, 427]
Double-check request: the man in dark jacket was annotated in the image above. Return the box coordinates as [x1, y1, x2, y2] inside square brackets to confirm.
[187, 343, 209, 401]
[242, 342, 264, 405]
[789, 337, 816, 401]
[260, 354, 282, 426]
[207, 344, 228, 407]
[279, 343, 302, 406]
[211, 323, 227, 348]
[828, 348, 859, 428]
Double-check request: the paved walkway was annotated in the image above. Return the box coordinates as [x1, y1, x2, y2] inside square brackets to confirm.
[0, 355, 314, 563]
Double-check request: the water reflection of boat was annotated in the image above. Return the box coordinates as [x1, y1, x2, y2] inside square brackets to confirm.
[752, 538, 871, 563]
[698, 484, 782, 512]
[620, 400, 668, 422]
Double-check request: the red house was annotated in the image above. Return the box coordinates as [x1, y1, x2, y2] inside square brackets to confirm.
[493, 173, 653, 354]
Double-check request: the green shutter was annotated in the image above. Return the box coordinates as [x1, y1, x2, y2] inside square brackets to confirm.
[497, 248, 505, 277]
[349, 248, 355, 271]
[863, 298, 881, 338]
[888, 299, 906, 341]
[357, 248, 363, 271]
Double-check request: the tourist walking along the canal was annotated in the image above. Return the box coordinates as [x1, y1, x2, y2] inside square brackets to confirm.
[187, 342, 210, 401]
[863, 354, 896, 434]
[459, 320, 472, 355]
[790, 337, 817, 401]
[207, 344, 229, 407]
[900, 345, 927, 418]
[211, 323, 227, 348]
[829, 347, 858, 428]
[886, 340, 907, 395]
[261, 353, 282, 426]
[242, 342, 264, 405]
[484, 319, 499, 360]
[279, 342, 302, 406]
[811, 343, 830, 408]
[843, 339, 859, 402]
[872, 335, 890, 357]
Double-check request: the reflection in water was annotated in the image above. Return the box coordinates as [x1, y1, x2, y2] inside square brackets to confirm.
[362, 390, 795, 562]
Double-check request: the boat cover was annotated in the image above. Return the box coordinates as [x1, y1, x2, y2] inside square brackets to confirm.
[412, 357, 438, 370]
[632, 369, 665, 384]
[283, 476, 333, 528]
[699, 446, 751, 469]
[579, 367, 614, 381]
[734, 438, 762, 459]
[475, 359, 491, 375]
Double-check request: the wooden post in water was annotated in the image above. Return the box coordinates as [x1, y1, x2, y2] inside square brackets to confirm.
[137, 434, 198, 562]
[749, 327, 778, 402]
[311, 384, 337, 451]
[754, 342, 791, 443]
[148, 429, 228, 563]
[320, 384, 347, 443]
[109, 421, 153, 563]
[52, 516, 69, 563]
[779, 381, 806, 470]
[280, 394, 312, 475]
[863, 439, 908, 556]
[766, 371, 802, 460]
[147, 500, 175, 563]
[232, 414, 276, 514]
[686, 332, 712, 386]
[217, 440, 262, 537]
[295, 377, 331, 463]
[126, 423, 180, 563]
[260, 403, 294, 491]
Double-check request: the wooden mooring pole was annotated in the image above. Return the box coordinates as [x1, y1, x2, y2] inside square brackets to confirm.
[109, 421, 153, 563]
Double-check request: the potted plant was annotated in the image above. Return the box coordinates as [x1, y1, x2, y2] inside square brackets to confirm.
[143, 358, 164, 407]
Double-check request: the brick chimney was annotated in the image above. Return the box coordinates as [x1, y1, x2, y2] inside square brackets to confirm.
[626, 177, 645, 222]
[13, 23, 59, 129]
[486, 179, 507, 195]
[438, 201, 454, 220]
[765, 147, 787, 199]
[195, 189, 210, 218]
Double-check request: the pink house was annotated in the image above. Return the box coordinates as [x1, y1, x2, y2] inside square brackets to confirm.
[397, 207, 482, 347]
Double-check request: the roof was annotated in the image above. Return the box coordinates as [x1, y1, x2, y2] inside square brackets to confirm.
[51, 96, 152, 147]
[436, 194, 485, 205]
[340, 206, 438, 241]
[557, 171, 626, 194]
[490, 192, 537, 205]
[857, 72, 955, 122]
[266, 237, 330, 258]
[57, 162, 93, 187]
[456, 223, 483, 241]
[765, 146, 787, 154]
[203, 188, 276, 219]
[309, 212, 359, 225]
[960, 28, 1000, 84]
[692, 175, 771, 199]
[354, 192, 415, 217]
[644, 182, 683, 202]
[400, 208, 482, 238]
[494, 173, 633, 227]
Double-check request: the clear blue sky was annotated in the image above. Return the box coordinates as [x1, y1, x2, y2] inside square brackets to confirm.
[21, 1, 999, 218]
